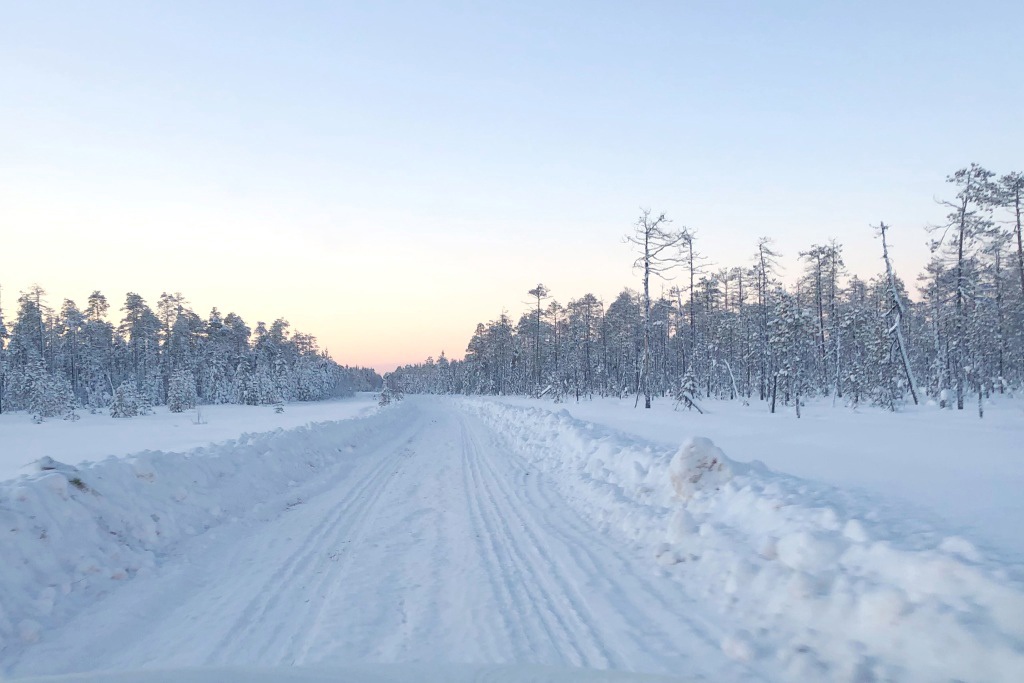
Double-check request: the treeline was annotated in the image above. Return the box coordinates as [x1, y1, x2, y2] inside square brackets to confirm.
[389, 165, 1024, 415]
[0, 288, 382, 421]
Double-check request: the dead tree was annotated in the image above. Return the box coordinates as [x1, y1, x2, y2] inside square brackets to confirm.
[625, 209, 687, 408]
[876, 222, 919, 405]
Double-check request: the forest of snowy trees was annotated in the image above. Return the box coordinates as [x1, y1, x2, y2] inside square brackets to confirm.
[0, 288, 382, 421]
[389, 165, 1024, 416]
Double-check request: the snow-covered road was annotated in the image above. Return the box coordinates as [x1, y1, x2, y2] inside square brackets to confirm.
[5, 396, 1022, 682]
[4, 400, 758, 681]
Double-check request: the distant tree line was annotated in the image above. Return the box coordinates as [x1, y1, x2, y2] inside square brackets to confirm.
[389, 165, 1024, 416]
[0, 288, 382, 421]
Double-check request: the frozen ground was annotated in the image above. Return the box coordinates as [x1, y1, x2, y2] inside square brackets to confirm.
[1, 395, 1022, 682]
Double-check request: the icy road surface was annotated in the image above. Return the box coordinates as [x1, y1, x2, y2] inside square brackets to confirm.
[4, 400, 758, 681]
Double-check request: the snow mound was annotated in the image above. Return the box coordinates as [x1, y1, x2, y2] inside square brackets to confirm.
[668, 437, 732, 500]
[462, 398, 1024, 683]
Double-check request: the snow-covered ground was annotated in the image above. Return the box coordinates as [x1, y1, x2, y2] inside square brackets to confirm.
[1, 395, 1022, 682]
[489, 395, 1024, 561]
[0, 395, 380, 482]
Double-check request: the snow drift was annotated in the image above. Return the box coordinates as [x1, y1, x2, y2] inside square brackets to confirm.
[463, 400, 1024, 683]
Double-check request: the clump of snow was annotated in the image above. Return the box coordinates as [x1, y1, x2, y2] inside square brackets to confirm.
[666, 508, 696, 543]
[668, 437, 732, 501]
[462, 398, 1024, 683]
[939, 535, 982, 562]
[36, 456, 77, 473]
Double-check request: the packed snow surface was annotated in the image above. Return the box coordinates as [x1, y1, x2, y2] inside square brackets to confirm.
[1, 395, 1022, 682]
[11, 663, 688, 683]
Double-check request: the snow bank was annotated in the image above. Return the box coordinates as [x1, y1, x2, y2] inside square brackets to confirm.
[463, 400, 1024, 683]
[0, 411, 387, 659]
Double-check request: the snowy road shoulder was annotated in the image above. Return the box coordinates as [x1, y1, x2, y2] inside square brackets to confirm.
[0, 403, 387, 662]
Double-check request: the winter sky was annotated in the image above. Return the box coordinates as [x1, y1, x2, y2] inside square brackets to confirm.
[2, 1, 1022, 372]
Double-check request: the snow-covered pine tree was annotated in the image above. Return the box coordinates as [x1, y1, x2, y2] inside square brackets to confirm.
[604, 290, 642, 399]
[996, 171, 1024, 302]
[799, 243, 845, 396]
[928, 165, 999, 410]
[119, 293, 162, 405]
[767, 289, 815, 416]
[674, 368, 701, 412]
[24, 357, 74, 422]
[752, 238, 781, 402]
[81, 292, 115, 411]
[167, 368, 198, 413]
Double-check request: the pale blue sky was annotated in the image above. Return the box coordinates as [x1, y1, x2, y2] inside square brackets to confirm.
[1, 1, 1021, 370]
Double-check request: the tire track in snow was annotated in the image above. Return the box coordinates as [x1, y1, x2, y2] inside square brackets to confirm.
[521, 458, 750, 672]
[459, 416, 615, 669]
[287, 438, 420, 664]
[526, 462, 744, 658]
[211, 421, 423, 664]
[459, 421, 541, 660]
[457, 405, 770, 681]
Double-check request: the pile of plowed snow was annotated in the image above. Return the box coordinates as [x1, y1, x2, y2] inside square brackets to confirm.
[463, 400, 1024, 683]
[0, 414, 389, 657]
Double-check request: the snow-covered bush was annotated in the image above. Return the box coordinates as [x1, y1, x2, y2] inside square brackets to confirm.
[674, 369, 703, 412]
